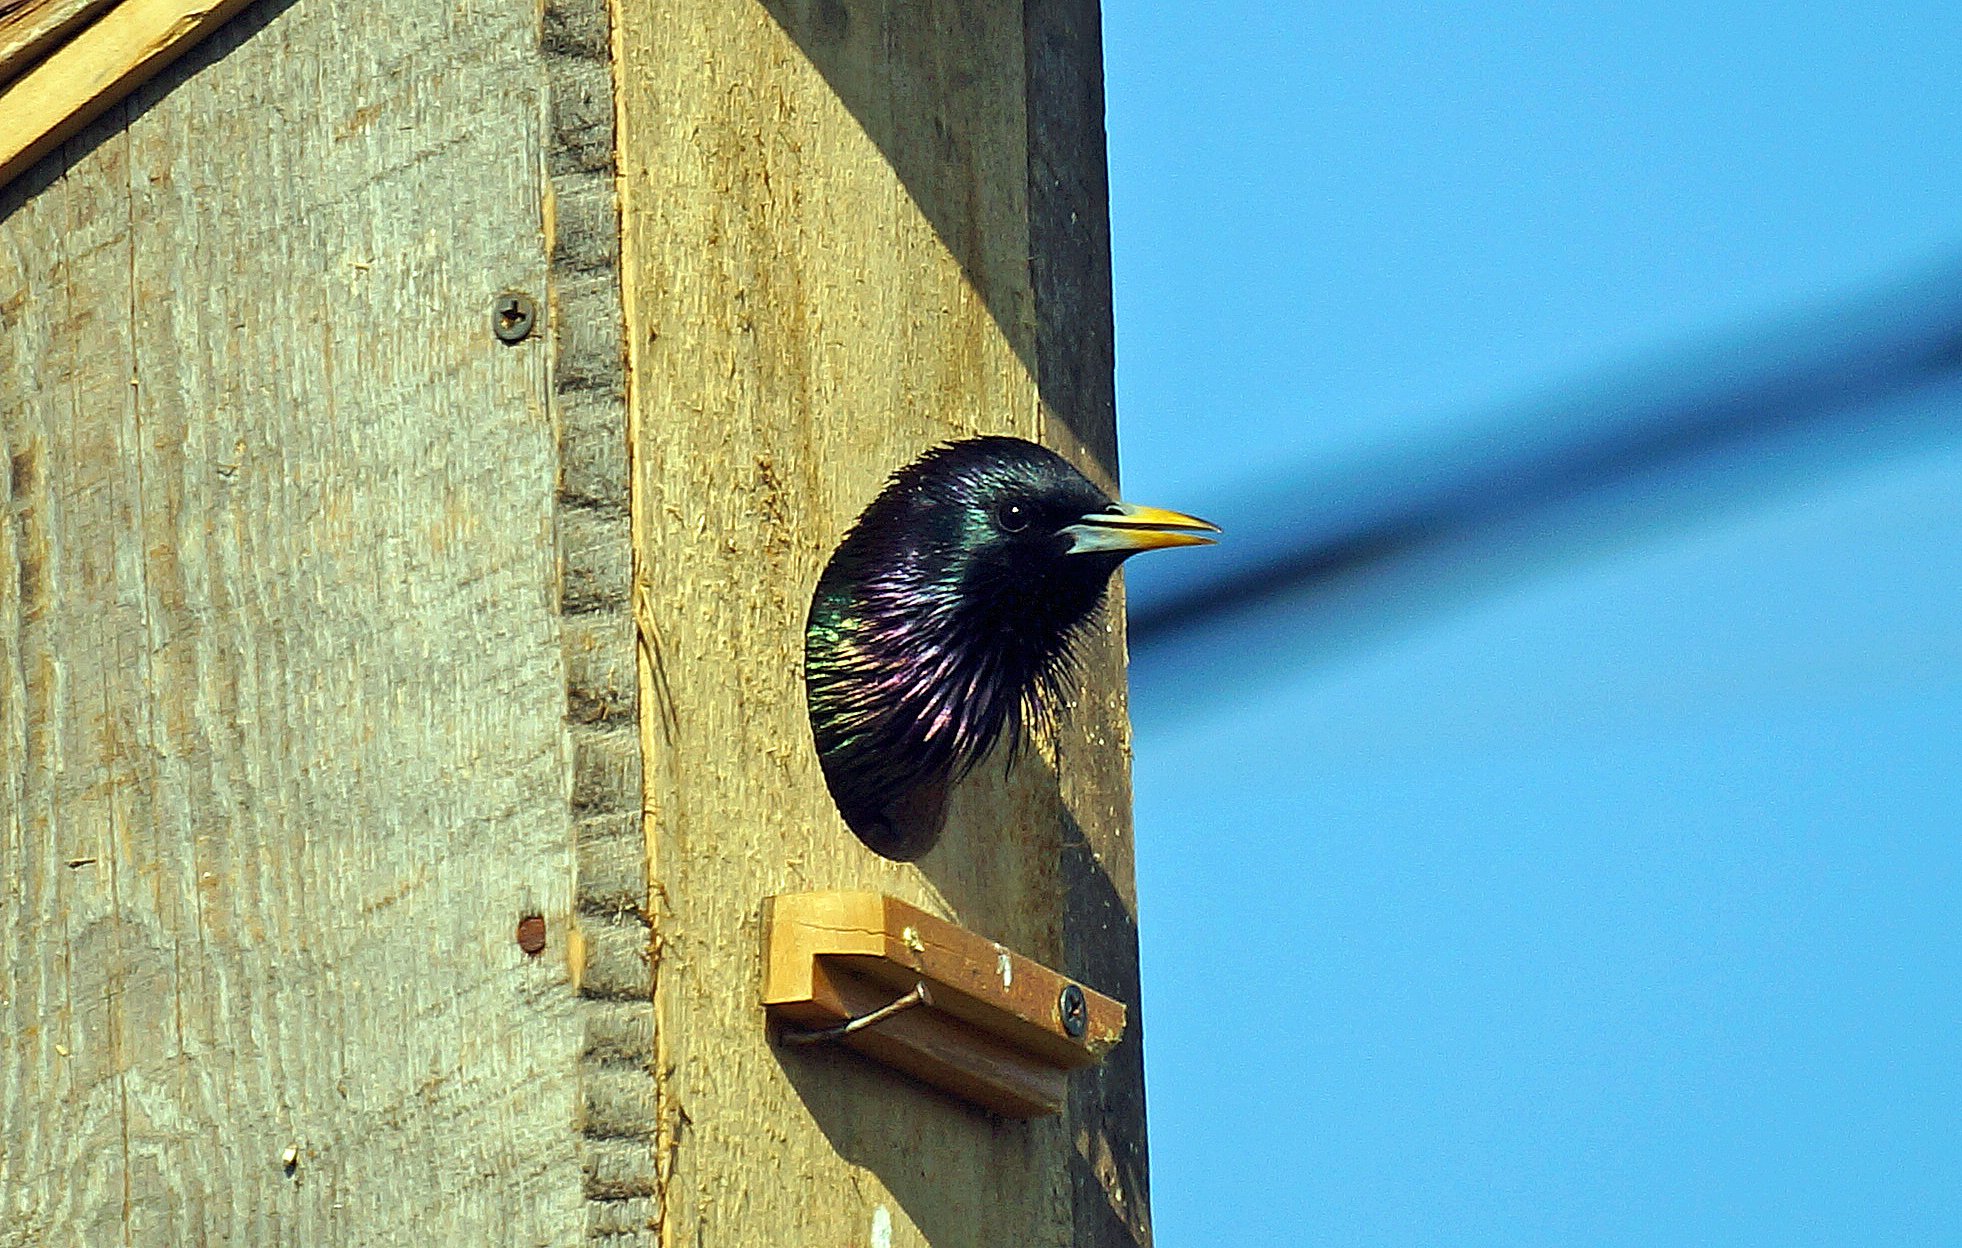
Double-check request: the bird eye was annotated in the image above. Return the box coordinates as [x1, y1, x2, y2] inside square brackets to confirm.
[996, 501, 1031, 533]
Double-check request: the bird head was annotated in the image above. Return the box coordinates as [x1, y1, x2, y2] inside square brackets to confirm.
[806, 435, 1216, 860]
[871, 437, 1217, 622]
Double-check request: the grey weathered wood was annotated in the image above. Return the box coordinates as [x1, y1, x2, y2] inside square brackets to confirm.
[0, 0, 588, 1241]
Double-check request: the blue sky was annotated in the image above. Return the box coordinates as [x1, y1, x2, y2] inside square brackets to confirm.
[1104, 5, 1962, 1244]
[1109, 2, 1962, 493]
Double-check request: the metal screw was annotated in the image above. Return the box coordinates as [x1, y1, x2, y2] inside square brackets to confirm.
[492, 292, 535, 344]
[1058, 983, 1087, 1038]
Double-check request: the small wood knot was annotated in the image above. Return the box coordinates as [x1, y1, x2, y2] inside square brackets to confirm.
[517, 914, 547, 956]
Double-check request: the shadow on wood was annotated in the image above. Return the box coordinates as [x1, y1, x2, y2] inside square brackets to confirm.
[777, 747, 1153, 1245]
[755, 0, 1119, 473]
[616, 0, 1148, 1239]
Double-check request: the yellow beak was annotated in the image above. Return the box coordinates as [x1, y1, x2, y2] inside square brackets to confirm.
[1060, 502, 1220, 555]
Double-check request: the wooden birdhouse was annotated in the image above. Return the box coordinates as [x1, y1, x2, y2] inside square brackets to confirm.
[0, 0, 1149, 1243]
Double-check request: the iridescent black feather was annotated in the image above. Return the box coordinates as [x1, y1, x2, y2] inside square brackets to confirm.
[805, 437, 1130, 859]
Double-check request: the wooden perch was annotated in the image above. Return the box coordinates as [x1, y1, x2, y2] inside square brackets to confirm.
[763, 891, 1128, 1118]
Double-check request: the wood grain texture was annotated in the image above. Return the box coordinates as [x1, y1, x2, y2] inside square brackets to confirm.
[0, 0, 258, 189]
[616, 0, 1146, 1241]
[0, 0, 585, 1241]
[0, 0, 116, 86]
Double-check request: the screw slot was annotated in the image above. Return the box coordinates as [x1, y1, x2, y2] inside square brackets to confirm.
[493, 292, 536, 344]
[1058, 983, 1087, 1038]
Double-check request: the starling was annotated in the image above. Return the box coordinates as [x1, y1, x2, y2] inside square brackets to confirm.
[805, 436, 1217, 859]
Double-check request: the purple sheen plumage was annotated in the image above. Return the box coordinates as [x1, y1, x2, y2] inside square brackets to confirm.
[804, 437, 1121, 858]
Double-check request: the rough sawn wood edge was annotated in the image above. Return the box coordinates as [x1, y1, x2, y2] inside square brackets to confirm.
[543, 0, 660, 1236]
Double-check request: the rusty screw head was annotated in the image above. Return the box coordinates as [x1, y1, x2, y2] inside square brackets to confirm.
[1058, 983, 1087, 1039]
[493, 292, 536, 344]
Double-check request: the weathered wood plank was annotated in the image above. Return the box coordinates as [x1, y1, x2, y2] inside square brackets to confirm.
[617, 0, 1145, 1241]
[1, 0, 584, 1241]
